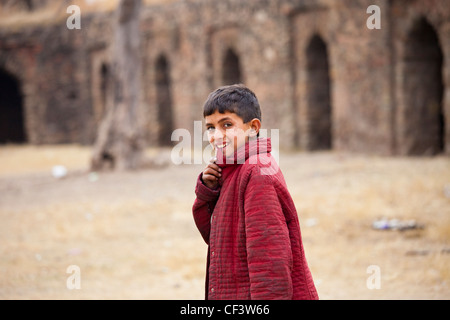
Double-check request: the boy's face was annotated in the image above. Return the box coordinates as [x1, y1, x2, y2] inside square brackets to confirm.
[205, 111, 257, 158]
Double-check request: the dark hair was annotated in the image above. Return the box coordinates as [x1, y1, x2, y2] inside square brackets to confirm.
[203, 84, 262, 123]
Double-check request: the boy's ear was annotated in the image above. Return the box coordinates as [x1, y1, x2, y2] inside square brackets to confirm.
[249, 118, 261, 137]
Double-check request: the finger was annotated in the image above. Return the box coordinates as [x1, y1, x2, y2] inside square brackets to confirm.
[207, 163, 222, 172]
[209, 147, 218, 164]
[202, 174, 220, 186]
[203, 178, 219, 189]
[204, 165, 222, 177]
[204, 168, 221, 179]
[203, 174, 219, 183]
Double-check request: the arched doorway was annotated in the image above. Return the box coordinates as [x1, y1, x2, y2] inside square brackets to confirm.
[93, 62, 110, 126]
[0, 68, 26, 143]
[155, 54, 174, 146]
[99, 63, 110, 118]
[401, 17, 444, 155]
[306, 35, 332, 150]
[222, 48, 242, 85]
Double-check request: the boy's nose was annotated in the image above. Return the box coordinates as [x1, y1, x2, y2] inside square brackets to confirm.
[213, 128, 224, 142]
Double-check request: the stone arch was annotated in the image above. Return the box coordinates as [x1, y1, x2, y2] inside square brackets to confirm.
[0, 68, 26, 143]
[99, 63, 110, 117]
[399, 16, 444, 155]
[23, 0, 33, 11]
[90, 49, 111, 132]
[155, 54, 174, 146]
[305, 34, 332, 150]
[92, 62, 111, 126]
[222, 48, 242, 85]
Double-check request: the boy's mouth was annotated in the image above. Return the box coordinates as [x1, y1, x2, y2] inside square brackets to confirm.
[215, 142, 229, 150]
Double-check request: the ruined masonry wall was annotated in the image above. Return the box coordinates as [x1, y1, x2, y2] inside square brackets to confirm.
[0, 0, 449, 155]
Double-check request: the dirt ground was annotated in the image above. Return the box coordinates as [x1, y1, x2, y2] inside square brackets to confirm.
[0, 144, 449, 300]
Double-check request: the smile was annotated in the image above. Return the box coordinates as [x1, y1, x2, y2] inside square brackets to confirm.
[215, 143, 229, 149]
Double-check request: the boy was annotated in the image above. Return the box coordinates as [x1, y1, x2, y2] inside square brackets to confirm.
[192, 84, 318, 300]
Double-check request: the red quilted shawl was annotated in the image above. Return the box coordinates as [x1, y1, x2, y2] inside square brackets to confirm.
[193, 138, 318, 300]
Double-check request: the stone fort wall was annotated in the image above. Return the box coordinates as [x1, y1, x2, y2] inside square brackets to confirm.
[0, 0, 449, 156]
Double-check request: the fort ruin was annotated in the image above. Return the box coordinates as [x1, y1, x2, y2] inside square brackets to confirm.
[0, 0, 449, 156]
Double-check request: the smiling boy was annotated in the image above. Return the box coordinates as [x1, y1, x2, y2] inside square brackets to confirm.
[192, 84, 318, 300]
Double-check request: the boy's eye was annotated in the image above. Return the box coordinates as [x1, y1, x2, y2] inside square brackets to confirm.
[223, 122, 232, 128]
[206, 126, 215, 132]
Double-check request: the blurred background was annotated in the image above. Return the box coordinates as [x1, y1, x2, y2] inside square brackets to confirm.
[0, 0, 449, 299]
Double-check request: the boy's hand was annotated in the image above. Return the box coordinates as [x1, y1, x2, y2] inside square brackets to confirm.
[201, 157, 222, 189]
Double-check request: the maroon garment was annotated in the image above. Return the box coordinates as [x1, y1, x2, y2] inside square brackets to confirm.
[192, 138, 318, 300]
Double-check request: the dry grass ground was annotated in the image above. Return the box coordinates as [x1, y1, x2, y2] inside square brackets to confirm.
[0, 144, 449, 299]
